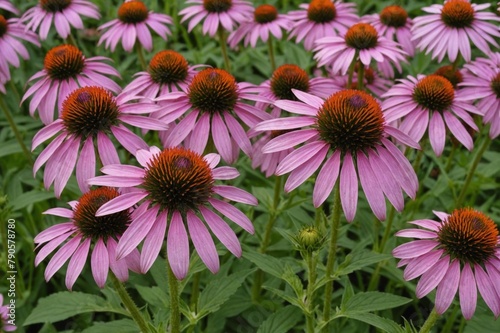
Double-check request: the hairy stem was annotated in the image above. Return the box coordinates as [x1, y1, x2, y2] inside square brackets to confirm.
[218, 28, 231, 71]
[167, 260, 181, 333]
[0, 96, 33, 165]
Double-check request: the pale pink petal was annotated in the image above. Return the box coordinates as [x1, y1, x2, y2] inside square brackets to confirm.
[65, 238, 91, 290]
[187, 211, 219, 274]
[340, 152, 358, 222]
[199, 206, 242, 257]
[459, 263, 477, 320]
[91, 238, 110, 288]
[167, 211, 190, 280]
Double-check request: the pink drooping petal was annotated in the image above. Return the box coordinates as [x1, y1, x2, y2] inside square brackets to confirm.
[45, 236, 81, 281]
[435, 259, 460, 314]
[97, 132, 120, 165]
[208, 198, 254, 234]
[276, 141, 328, 175]
[140, 210, 167, 273]
[428, 112, 446, 156]
[76, 137, 95, 193]
[395, 229, 437, 239]
[213, 185, 257, 205]
[313, 150, 341, 208]
[393, 240, 438, 259]
[34, 222, 75, 243]
[340, 152, 358, 222]
[167, 211, 190, 280]
[416, 255, 450, 298]
[95, 191, 148, 216]
[403, 249, 444, 281]
[356, 152, 386, 221]
[459, 263, 477, 320]
[108, 238, 130, 281]
[211, 112, 233, 163]
[91, 238, 110, 288]
[116, 205, 160, 260]
[187, 211, 219, 274]
[42, 207, 73, 219]
[475, 265, 500, 317]
[65, 238, 91, 290]
[200, 206, 242, 257]
[212, 166, 239, 180]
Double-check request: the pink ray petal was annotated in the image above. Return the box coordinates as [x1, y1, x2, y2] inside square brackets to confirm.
[187, 211, 219, 274]
[167, 211, 190, 280]
[91, 238, 110, 288]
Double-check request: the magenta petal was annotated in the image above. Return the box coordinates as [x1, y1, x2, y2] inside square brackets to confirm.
[76, 137, 95, 193]
[340, 152, 358, 222]
[116, 205, 160, 259]
[395, 229, 437, 239]
[393, 240, 438, 259]
[108, 238, 129, 281]
[428, 112, 446, 156]
[95, 191, 148, 216]
[35, 231, 73, 266]
[45, 236, 81, 281]
[284, 145, 328, 192]
[213, 185, 257, 205]
[313, 151, 340, 208]
[65, 238, 91, 290]
[415, 256, 449, 298]
[42, 207, 73, 218]
[459, 263, 477, 320]
[97, 132, 120, 165]
[435, 259, 460, 314]
[357, 153, 386, 221]
[403, 249, 444, 281]
[187, 211, 219, 274]
[475, 265, 500, 317]
[199, 206, 242, 257]
[34, 222, 75, 243]
[140, 210, 167, 273]
[91, 238, 110, 288]
[276, 141, 328, 175]
[167, 211, 190, 280]
[211, 112, 233, 163]
[208, 198, 254, 234]
[212, 166, 239, 180]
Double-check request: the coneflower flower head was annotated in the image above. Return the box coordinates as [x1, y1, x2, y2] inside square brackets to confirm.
[179, 0, 253, 37]
[393, 208, 500, 319]
[0, 0, 19, 15]
[22, 44, 121, 124]
[459, 53, 500, 138]
[32, 86, 165, 197]
[227, 4, 292, 48]
[88, 146, 257, 280]
[98, 0, 172, 52]
[412, 0, 500, 62]
[34, 187, 141, 290]
[21, 0, 100, 40]
[154, 68, 271, 164]
[314, 22, 407, 76]
[382, 74, 481, 156]
[363, 5, 415, 56]
[123, 50, 203, 98]
[254, 89, 419, 221]
[287, 0, 358, 51]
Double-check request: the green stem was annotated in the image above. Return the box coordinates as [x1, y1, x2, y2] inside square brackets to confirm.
[419, 308, 440, 333]
[251, 175, 282, 302]
[451, 53, 462, 71]
[456, 135, 491, 207]
[346, 52, 358, 88]
[167, 260, 181, 333]
[0, 96, 33, 165]
[189, 272, 201, 311]
[110, 272, 150, 333]
[218, 28, 231, 71]
[305, 252, 318, 333]
[441, 304, 459, 333]
[357, 62, 365, 90]
[135, 43, 147, 71]
[267, 37, 276, 72]
[8, 80, 21, 104]
[445, 142, 458, 173]
[321, 181, 341, 332]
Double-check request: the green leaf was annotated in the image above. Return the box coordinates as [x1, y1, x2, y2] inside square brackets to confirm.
[257, 305, 302, 333]
[81, 319, 138, 333]
[24, 292, 127, 325]
[243, 250, 285, 279]
[336, 251, 392, 277]
[346, 312, 405, 333]
[344, 292, 411, 313]
[197, 269, 254, 318]
[11, 190, 55, 211]
[136, 285, 169, 309]
[264, 286, 305, 311]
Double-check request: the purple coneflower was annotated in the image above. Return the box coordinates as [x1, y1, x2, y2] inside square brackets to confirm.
[382, 74, 481, 156]
[34, 187, 141, 290]
[393, 208, 500, 319]
[31, 86, 166, 197]
[179, 0, 253, 37]
[88, 146, 257, 279]
[314, 22, 407, 76]
[287, 0, 358, 51]
[123, 50, 202, 98]
[252, 64, 341, 177]
[0, 294, 15, 331]
[0, 16, 39, 85]
[22, 44, 121, 125]
[412, 0, 500, 62]
[459, 53, 500, 138]
[21, 0, 100, 40]
[228, 4, 292, 48]
[154, 68, 271, 164]
[254, 89, 419, 222]
[363, 5, 415, 57]
[0, 0, 19, 15]
[98, 0, 172, 52]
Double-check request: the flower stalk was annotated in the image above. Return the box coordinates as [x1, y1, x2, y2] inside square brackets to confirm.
[218, 28, 231, 71]
[167, 259, 181, 333]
